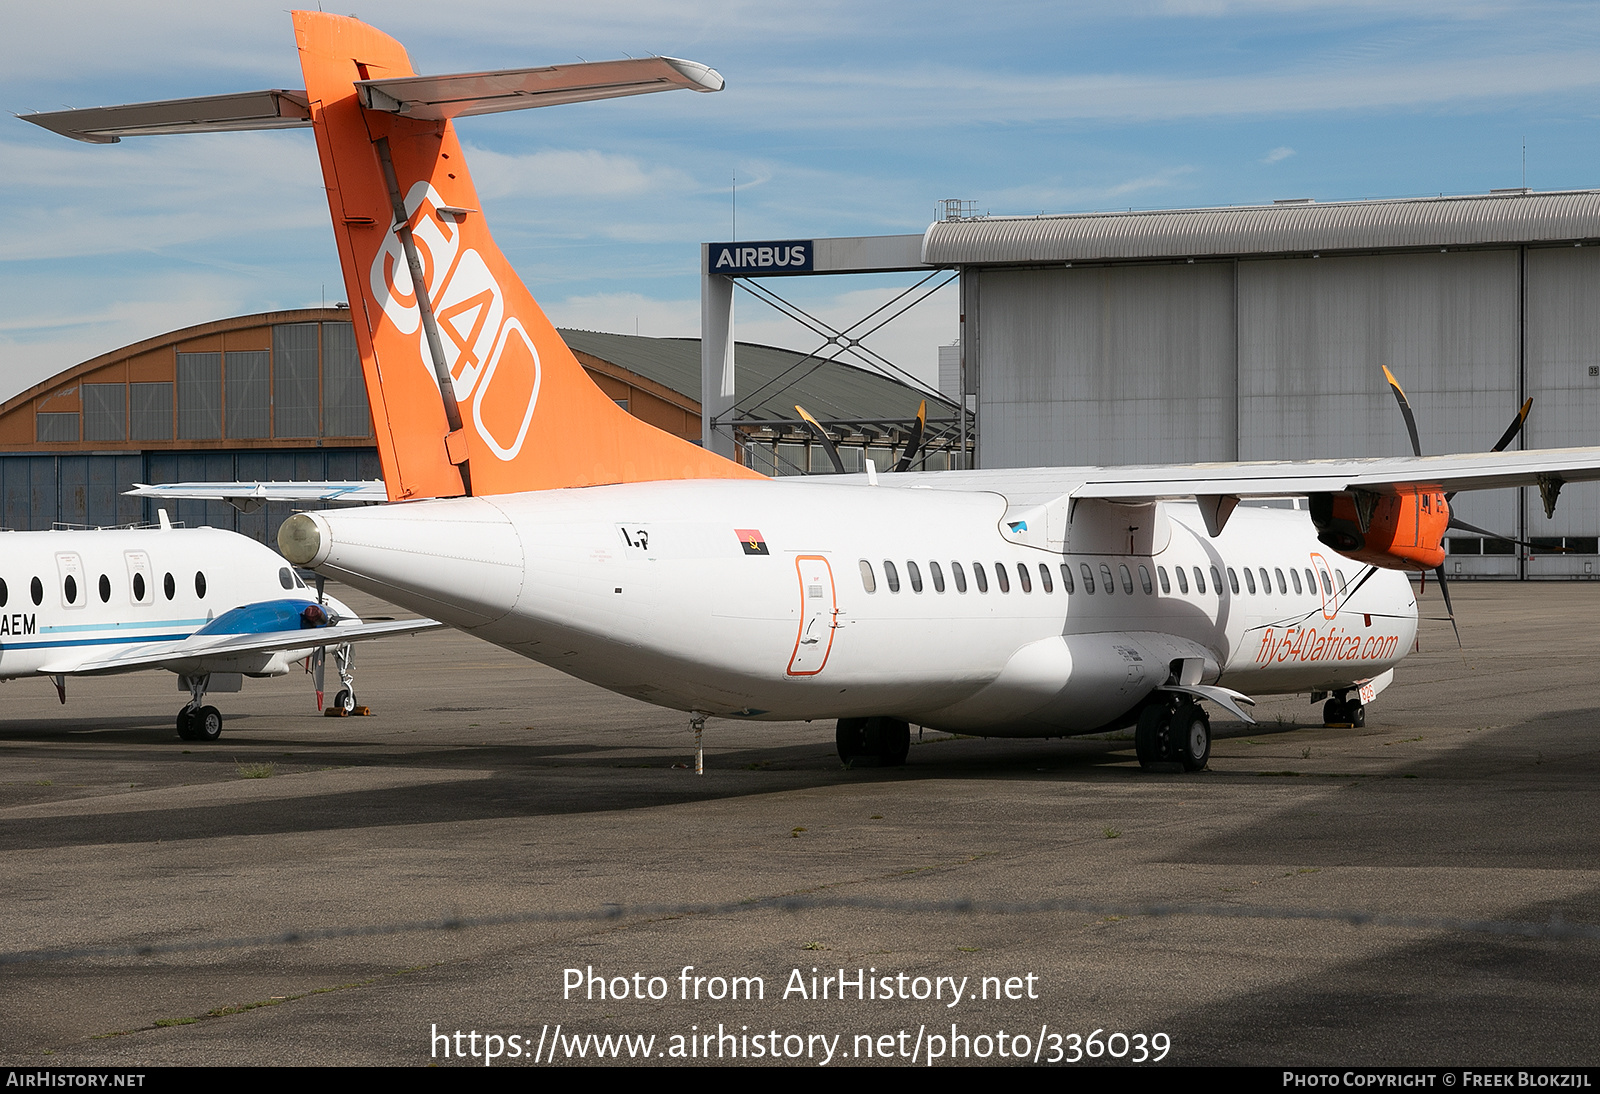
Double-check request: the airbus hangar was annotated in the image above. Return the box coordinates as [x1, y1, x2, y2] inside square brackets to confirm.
[938, 189, 1600, 580]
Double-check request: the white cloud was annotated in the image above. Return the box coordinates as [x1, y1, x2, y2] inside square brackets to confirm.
[1262, 146, 1296, 164]
[465, 146, 700, 202]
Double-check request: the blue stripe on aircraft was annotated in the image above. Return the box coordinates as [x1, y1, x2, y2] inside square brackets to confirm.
[38, 619, 208, 634]
[1, 633, 195, 651]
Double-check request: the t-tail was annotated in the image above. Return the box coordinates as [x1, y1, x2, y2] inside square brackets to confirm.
[24, 12, 762, 501]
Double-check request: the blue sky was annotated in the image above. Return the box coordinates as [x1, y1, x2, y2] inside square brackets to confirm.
[5, 1, 1600, 402]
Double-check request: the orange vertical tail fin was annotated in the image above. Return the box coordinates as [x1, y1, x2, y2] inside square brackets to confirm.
[291, 12, 760, 500]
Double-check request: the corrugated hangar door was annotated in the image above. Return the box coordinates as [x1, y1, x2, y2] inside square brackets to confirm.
[973, 263, 1237, 468]
[1237, 249, 1521, 574]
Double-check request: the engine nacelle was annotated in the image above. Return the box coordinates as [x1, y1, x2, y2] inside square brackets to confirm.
[1309, 488, 1448, 571]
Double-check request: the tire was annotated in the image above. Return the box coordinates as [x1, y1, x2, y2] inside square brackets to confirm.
[333, 689, 356, 714]
[875, 718, 911, 766]
[835, 717, 868, 764]
[1349, 703, 1366, 728]
[176, 709, 196, 741]
[1135, 704, 1170, 768]
[1175, 706, 1211, 772]
[193, 705, 223, 742]
[1323, 698, 1343, 726]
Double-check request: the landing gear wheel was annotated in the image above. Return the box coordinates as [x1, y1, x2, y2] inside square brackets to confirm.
[1135, 704, 1173, 768]
[332, 689, 356, 714]
[176, 709, 197, 741]
[193, 705, 223, 742]
[835, 717, 868, 764]
[1348, 703, 1366, 728]
[874, 717, 911, 766]
[1324, 697, 1365, 727]
[1175, 704, 1211, 772]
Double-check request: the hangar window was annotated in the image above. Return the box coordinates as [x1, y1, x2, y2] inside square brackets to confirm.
[1138, 565, 1153, 595]
[83, 383, 127, 443]
[1192, 567, 1206, 595]
[1243, 567, 1257, 594]
[1038, 563, 1053, 594]
[1120, 564, 1134, 595]
[929, 561, 945, 593]
[1175, 566, 1189, 594]
[906, 561, 923, 593]
[1157, 566, 1170, 594]
[177, 352, 223, 440]
[1059, 564, 1075, 594]
[63, 575, 77, 604]
[973, 562, 989, 593]
[951, 561, 968, 593]
[31, 577, 43, 606]
[323, 322, 373, 437]
[858, 560, 876, 593]
[98, 574, 110, 603]
[1227, 567, 1240, 594]
[274, 323, 321, 438]
[1291, 568, 1303, 595]
[883, 561, 900, 593]
[1016, 563, 1031, 593]
[994, 564, 1010, 593]
[226, 350, 270, 439]
[130, 383, 174, 441]
[36, 412, 79, 443]
[195, 572, 207, 599]
[1211, 566, 1223, 595]
[1099, 563, 1114, 595]
[163, 572, 175, 600]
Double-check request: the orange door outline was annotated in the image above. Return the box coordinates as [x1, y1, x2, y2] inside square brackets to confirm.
[786, 555, 837, 676]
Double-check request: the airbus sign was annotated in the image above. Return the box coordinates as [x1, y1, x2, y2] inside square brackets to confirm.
[706, 240, 814, 274]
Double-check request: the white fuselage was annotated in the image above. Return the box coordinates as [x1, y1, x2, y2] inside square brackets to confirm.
[296, 477, 1418, 736]
[0, 526, 317, 679]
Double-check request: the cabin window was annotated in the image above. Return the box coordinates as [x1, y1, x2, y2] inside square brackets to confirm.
[1157, 566, 1170, 594]
[1175, 566, 1189, 594]
[64, 575, 77, 604]
[907, 561, 923, 593]
[98, 574, 111, 603]
[279, 567, 295, 590]
[1119, 564, 1134, 594]
[1276, 568, 1288, 595]
[1304, 568, 1316, 595]
[1192, 567, 1206, 595]
[1080, 563, 1095, 594]
[883, 560, 900, 593]
[1100, 563, 1115, 595]
[929, 561, 945, 593]
[973, 562, 989, 593]
[1319, 569, 1333, 596]
[1291, 568, 1304, 595]
[195, 572, 207, 599]
[858, 560, 876, 593]
[995, 564, 1010, 593]
[951, 561, 968, 593]
[1227, 567, 1240, 594]
[1211, 566, 1222, 595]
[1016, 563, 1031, 593]
[1138, 564, 1153, 594]
[0, 578, 6, 607]
[133, 573, 146, 601]
[1038, 563, 1053, 594]
[164, 572, 175, 600]
[30, 577, 43, 605]
[1059, 563, 1075, 594]
[1243, 567, 1257, 594]
[1336, 569, 1348, 593]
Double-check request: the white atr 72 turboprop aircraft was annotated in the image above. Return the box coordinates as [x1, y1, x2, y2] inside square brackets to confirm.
[26, 12, 1600, 771]
[0, 515, 439, 741]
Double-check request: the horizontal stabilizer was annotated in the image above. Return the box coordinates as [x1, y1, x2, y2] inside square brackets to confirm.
[127, 481, 386, 506]
[19, 89, 311, 143]
[357, 57, 723, 120]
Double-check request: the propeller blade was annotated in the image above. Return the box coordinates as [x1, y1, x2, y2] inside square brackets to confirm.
[1446, 516, 1569, 552]
[795, 404, 845, 474]
[1382, 365, 1423, 457]
[1434, 564, 1462, 648]
[1489, 397, 1533, 453]
[892, 401, 927, 473]
[312, 645, 326, 711]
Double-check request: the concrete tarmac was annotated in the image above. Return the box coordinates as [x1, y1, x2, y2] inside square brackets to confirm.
[0, 580, 1596, 1067]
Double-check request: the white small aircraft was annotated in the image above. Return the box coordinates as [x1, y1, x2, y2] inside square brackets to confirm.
[0, 513, 439, 741]
[27, 12, 1600, 770]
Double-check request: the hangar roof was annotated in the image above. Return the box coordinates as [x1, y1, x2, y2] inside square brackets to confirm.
[921, 189, 1600, 266]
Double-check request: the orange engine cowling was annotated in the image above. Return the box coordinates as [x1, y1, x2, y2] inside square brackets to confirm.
[1309, 488, 1449, 571]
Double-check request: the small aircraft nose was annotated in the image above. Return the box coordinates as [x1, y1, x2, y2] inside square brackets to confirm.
[279, 512, 327, 566]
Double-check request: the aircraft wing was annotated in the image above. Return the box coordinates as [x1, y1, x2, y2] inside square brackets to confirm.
[127, 481, 387, 506]
[40, 618, 442, 676]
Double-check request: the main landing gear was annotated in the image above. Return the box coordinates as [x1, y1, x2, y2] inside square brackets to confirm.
[1323, 692, 1366, 728]
[836, 716, 911, 767]
[175, 674, 223, 742]
[1135, 700, 1211, 772]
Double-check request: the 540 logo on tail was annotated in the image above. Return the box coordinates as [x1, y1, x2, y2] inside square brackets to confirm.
[370, 182, 541, 461]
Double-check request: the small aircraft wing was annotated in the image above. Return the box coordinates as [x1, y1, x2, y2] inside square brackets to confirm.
[126, 481, 388, 508]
